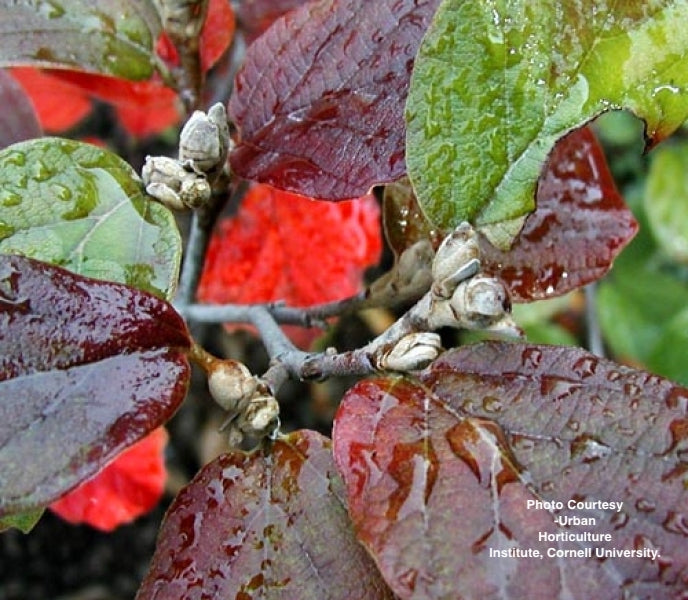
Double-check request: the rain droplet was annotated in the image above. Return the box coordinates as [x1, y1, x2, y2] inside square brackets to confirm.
[570, 434, 611, 463]
[667, 418, 688, 455]
[666, 387, 688, 412]
[611, 511, 629, 530]
[1, 191, 21, 207]
[511, 434, 535, 451]
[397, 568, 418, 591]
[606, 370, 622, 382]
[663, 511, 688, 537]
[541, 480, 555, 492]
[615, 424, 636, 437]
[635, 498, 656, 513]
[3, 150, 25, 167]
[0, 220, 16, 241]
[624, 383, 641, 396]
[634, 534, 661, 555]
[32, 159, 54, 182]
[482, 396, 503, 413]
[572, 355, 598, 378]
[521, 347, 542, 368]
[50, 183, 72, 201]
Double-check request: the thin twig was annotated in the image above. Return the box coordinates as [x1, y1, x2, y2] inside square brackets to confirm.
[176, 212, 208, 305]
[585, 283, 605, 357]
[178, 291, 367, 327]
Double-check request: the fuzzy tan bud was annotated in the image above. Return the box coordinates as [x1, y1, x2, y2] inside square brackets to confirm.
[208, 360, 257, 412]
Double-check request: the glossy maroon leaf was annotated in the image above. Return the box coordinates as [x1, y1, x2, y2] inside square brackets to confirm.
[481, 127, 638, 301]
[137, 430, 394, 600]
[382, 177, 442, 260]
[0, 70, 41, 149]
[235, 0, 308, 42]
[229, 0, 441, 199]
[0, 255, 191, 517]
[334, 342, 688, 599]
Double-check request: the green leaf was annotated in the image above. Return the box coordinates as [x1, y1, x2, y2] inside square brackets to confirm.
[406, 1, 688, 248]
[644, 142, 688, 264]
[0, 138, 181, 299]
[597, 266, 688, 364]
[647, 307, 688, 385]
[0, 0, 161, 79]
[0, 508, 44, 533]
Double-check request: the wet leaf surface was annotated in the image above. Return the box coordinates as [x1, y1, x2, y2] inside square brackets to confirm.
[0, 255, 191, 517]
[229, 0, 441, 199]
[406, 1, 688, 248]
[0, 70, 42, 149]
[137, 430, 394, 600]
[382, 177, 442, 260]
[380, 129, 637, 302]
[0, 138, 181, 299]
[0, 0, 160, 79]
[480, 127, 638, 301]
[334, 341, 688, 599]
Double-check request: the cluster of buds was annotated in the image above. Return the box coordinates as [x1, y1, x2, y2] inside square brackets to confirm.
[142, 103, 229, 210]
[372, 222, 519, 375]
[427, 222, 517, 335]
[207, 360, 280, 447]
[374, 332, 443, 372]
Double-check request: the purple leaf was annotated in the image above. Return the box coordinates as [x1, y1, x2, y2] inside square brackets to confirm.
[137, 430, 394, 600]
[230, 0, 440, 199]
[333, 342, 688, 599]
[0, 255, 191, 516]
[0, 69, 41, 149]
[481, 127, 639, 301]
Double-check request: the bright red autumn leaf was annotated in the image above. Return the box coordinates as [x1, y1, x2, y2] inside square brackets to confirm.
[8, 0, 234, 137]
[333, 342, 688, 599]
[198, 184, 381, 345]
[137, 430, 394, 599]
[50, 427, 168, 532]
[0, 255, 191, 517]
[230, 0, 441, 199]
[8, 67, 92, 132]
[156, 0, 236, 74]
[480, 126, 639, 301]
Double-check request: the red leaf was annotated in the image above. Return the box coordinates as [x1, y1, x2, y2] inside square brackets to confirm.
[137, 430, 393, 599]
[157, 0, 235, 72]
[9, 67, 92, 132]
[229, 0, 441, 199]
[333, 342, 688, 598]
[198, 184, 381, 344]
[50, 427, 168, 532]
[0, 255, 191, 517]
[481, 127, 638, 301]
[49, 71, 182, 137]
[200, 0, 236, 72]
